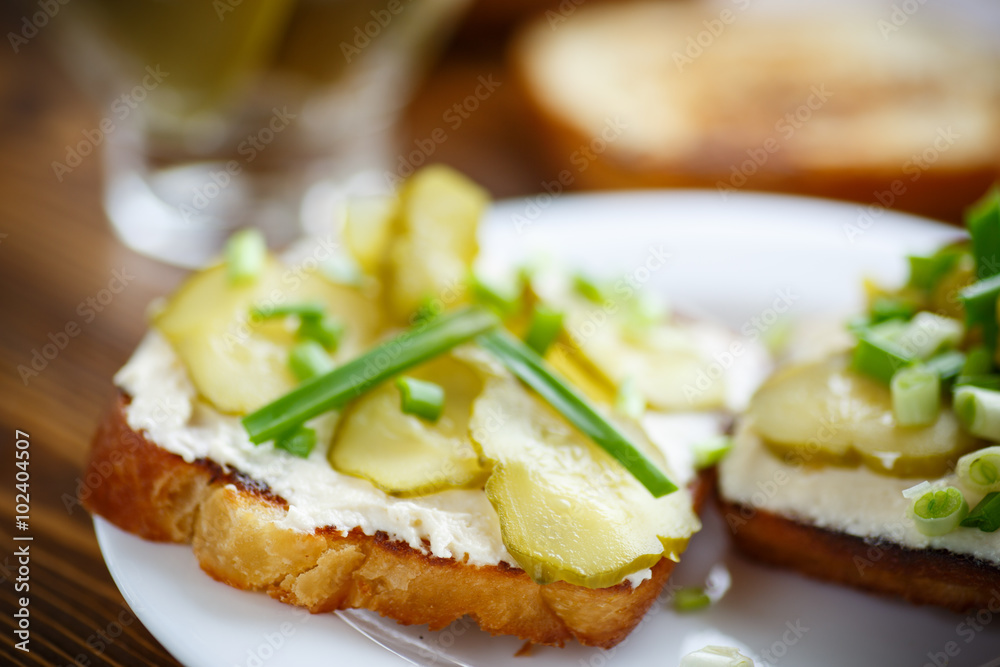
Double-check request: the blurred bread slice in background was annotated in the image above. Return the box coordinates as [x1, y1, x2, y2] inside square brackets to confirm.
[510, 0, 1000, 222]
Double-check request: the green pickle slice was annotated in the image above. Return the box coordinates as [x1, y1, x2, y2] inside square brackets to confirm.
[748, 354, 978, 477]
[469, 365, 699, 588]
[155, 260, 377, 415]
[329, 355, 490, 496]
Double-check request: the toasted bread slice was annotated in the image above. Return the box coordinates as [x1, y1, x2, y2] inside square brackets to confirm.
[715, 495, 1000, 613]
[86, 392, 705, 649]
[716, 422, 1000, 612]
[511, 1, 1000, 222]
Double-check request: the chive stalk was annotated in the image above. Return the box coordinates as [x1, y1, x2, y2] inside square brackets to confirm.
[477, 329, 676, 497]
[891, 366, 940, 427]
[909, 487, 968, 537]
[954, 386, 1000, 442]
[396, 376, 445, 422]
[960, 492, 1000, 532]
[242, 307, 500, 444]
[225, 229, 267, 284]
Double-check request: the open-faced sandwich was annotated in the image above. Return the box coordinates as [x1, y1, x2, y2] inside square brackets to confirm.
[85, 166, 765, 648]
[718, 186, 1000, 611]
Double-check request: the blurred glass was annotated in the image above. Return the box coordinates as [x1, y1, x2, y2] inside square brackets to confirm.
[56, 0, 470, 266]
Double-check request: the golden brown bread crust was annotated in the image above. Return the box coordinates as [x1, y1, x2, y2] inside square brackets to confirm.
[716, 492, 1000, 613]
[508, 21, 1000, 225]
[85, 392, 693, 648]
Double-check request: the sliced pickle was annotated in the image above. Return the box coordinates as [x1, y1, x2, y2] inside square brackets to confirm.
[385, 165, 487, 321]
[155, 260, 378, 414]
[329, 355, 490, 496]
[538, 285, 728, 410]
[544, 339, 616, 405]
[748, 354, 978, 477]
[343, 195, 397, 275]
[469, 372, 700, 588]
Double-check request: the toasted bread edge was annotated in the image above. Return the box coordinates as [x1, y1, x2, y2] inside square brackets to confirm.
[716, 491, 1000, 612]
[85, 392, 697, 649]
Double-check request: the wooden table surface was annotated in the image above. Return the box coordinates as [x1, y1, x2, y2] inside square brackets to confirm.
[0, 14, 540, 666]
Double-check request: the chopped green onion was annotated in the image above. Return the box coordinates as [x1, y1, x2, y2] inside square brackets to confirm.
[924, 350, 965, 385]
[321, 255, 365, 286]
[470, 273, 522, 317]
[614, 377, 645, 419]
[955, 386, 1000, 442]
[909, 487, 968, 536]
[852, 314, 963, 384]
[693, 436, 733, 470]
[396, 376, 445, 422]
[477, 329, 676, 498]
[298, 314, 344, 352]
[957, 446, 1000, 494]
[673, 587, 711, 612]
[243, 307, 500, 444]
[908, 251, 961, 291]
[967, 186, 1000, 278]
[573, 273, 606, 304]
[760, 316, 794, 356]
[846, 315, 872, 335]
[963, 346, 994, 376]
[891, 366, 940, 426]
[959, 273, 1000, 352]
[902, 481, 934, 499]
[869, 295, 917, 324]
[225, 229, 267, 284]
[411, 298, 442, 325]
[955, 374, 1000, 391]
[517, 263, 538, 286]
[623, 292, 669, 338]
[852, 332, 911, 384]
[679, 646, 753, 667]
[894, 312, 964, 360]
[523, 305, 564, 356]
[289, 340, 334, 382]
[250, 302, 326, 321]
[274, 425, 317, 458]
[960, 492, 1000, 532]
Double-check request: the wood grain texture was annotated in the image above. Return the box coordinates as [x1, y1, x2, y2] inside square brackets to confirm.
[0, 13, 537, 664]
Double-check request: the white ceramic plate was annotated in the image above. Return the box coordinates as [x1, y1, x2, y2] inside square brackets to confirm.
[95, 190, 1000, 667]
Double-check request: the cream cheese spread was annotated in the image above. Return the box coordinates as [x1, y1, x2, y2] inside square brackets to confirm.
[719, 419, 1000, 563]
[115, 330, 726, 586]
